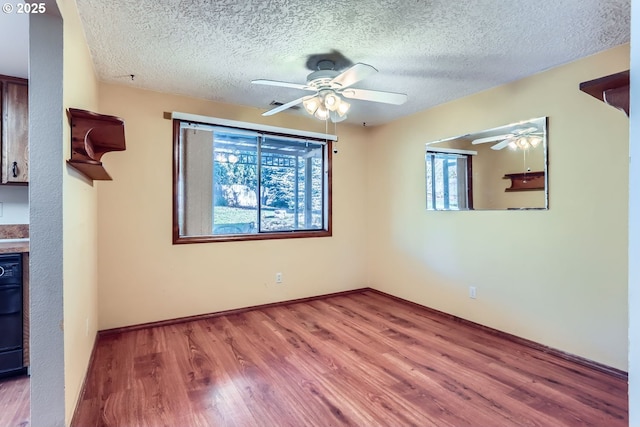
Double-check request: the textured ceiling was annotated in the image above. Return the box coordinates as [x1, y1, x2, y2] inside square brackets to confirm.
[76, 0, 630, 126]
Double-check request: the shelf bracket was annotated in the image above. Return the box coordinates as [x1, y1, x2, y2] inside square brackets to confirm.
[579, 70, 629, 116]
[67, 108, 126, 181]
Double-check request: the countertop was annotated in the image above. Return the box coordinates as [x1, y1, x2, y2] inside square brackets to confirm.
[0, 239, 29, 254]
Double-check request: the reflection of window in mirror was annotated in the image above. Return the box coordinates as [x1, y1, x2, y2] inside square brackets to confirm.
[426, 148, 475, 210]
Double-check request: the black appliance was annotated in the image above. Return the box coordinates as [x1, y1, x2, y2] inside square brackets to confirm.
[0, 253, 25, 377]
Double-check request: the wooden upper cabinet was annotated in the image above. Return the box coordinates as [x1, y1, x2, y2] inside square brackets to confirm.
[1, 76, 29, 184]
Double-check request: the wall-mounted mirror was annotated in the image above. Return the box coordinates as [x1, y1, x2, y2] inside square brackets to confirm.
[425, 117, 548, 210]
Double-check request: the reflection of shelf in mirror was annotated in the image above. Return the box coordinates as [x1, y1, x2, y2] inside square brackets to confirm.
[503, 171, 545, 192]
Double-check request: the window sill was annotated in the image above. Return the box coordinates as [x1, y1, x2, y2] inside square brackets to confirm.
[173, 229, 331, 244]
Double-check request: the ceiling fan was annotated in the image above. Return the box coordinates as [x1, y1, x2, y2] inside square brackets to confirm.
[471, 126, 544, 150]
[252, 60, 408, 123]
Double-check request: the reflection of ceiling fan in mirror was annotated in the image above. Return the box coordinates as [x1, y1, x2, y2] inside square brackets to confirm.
[252, 59, 408, 123]
[472, 127, 543, 150]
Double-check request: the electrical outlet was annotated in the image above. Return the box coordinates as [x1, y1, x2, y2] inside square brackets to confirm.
[469, 286, 477, 299]
[275, 272, 283, 284]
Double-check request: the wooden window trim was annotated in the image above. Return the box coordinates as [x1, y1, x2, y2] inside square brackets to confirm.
[172, 119, 332, 244]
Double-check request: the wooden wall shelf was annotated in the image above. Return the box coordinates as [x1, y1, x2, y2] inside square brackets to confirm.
[579, 70, 629, 116]
[503, 171, 545, 192]
[67, 108, 126, 181]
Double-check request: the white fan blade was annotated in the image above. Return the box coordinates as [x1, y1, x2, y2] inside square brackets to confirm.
[252, 79, 315, 92]
[331, 63, 377, 88]
[261, 97, 306, 116]
[472, 133, 514, 145]
[341, 88, 407, 105]
[490, 139, 513, 150]
[514, 126, 538, 135]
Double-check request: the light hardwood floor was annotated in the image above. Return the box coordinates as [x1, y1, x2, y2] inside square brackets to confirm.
[0, 375, 29, 427]
[72, 290, 628, 426]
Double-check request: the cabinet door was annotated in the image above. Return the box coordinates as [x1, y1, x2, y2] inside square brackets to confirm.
[2, 82, 29, 183]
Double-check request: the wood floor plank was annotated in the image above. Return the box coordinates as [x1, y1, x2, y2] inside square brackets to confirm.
[73, 290, 628, 426]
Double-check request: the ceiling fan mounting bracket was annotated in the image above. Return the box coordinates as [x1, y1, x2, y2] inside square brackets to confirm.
[306, 59, 342, 88]
[306, 70, 340, 87]
[316, 59, 336, 70]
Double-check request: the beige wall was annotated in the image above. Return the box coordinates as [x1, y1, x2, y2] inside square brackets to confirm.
[366, 44, 629, 370]
[58, 0, 101, 423]
[96, 84, 369, 329]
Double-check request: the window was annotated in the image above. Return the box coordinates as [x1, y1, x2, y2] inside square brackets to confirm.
[425, 149, 473, 210]
[173, 117, 332, 243]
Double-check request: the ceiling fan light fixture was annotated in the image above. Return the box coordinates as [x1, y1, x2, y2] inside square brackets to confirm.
[323, 91, 340, 111]
[508, 141, 518, 150]
[314, 105, 329, 120]
[330, 110, 347, 123]
[529, 136, 542, 147]
[303, 90, 350, 122]
[337, 99, 350, 116]
[303, 96, 320, 115]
